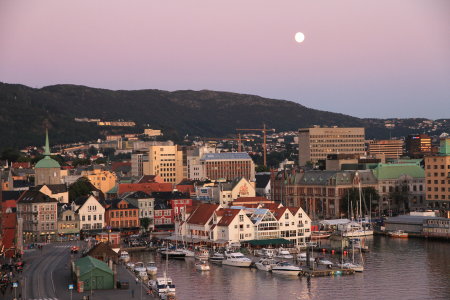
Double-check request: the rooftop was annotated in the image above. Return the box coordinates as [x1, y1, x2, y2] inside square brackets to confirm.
[201, 152, 252, 161]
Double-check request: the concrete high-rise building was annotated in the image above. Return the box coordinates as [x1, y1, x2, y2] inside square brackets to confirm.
[424, 138, 450, 213]
[35, 130, 61, 186]
[187, 145, 217, 180]
[298, 127, 365, 166]
[405, 134, 432, 158]
[200, 152, 255, 181]
[131, 150, 148, 177]
[143, 142, 184, 184]
[368, 139, 404, 160]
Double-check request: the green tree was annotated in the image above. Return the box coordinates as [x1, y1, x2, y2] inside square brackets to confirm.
[1, 148, 22, 162]
[72, 158, 90, 167]
[140, 217, 151, 231]
[69, 177, 94, 201]
[94, 157, 107, 164]
[88, 146, 98, 156]
[340, 187, 379, 218]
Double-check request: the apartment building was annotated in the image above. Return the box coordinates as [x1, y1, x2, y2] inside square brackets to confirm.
[72, 195, 105, 231]
[425, 138, 450, 212]
[298, 127, 365, 166]
[405, 134, 432, 158]
[81, 168, 117, 194]
[144, 143, 184, 184]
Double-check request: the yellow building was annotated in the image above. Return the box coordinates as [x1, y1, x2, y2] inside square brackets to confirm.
[82, 169, 117, 194]
[143, 143, 184, 184]
[298, 126, 365, 166]
[425, 138, 450, 212]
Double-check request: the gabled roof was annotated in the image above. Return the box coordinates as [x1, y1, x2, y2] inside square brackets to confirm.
[287, 207, 301, 215]
[118, 183, 173, 195]
[137, 175, 163, 184]
[123, 191, 152, 199]
[105, 198, 137, 210]
[186, 203, 220, 225]
[34, 184, 68, 194]
[216, 208, 240, 226]
[17, 190, 58, 204]
[272, 207, 289, 221]
[86, 242, 119, 259]
[255, 174, 271, 188]
[75, 256, 113, 276]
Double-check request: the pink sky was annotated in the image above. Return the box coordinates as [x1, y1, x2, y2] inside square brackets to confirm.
[1, 0, 449, 118]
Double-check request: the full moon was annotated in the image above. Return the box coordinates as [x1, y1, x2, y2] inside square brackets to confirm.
[295, 32, 305, 43]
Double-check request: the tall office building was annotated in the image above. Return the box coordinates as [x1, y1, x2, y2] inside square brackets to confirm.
[424, 138, 450, 213]
[368, 139, 404, 160]
[405, 134, 432, 158]
[200, 152, 255, 181]
[143, 142, 184, 184]
[298, 127, 365, 166]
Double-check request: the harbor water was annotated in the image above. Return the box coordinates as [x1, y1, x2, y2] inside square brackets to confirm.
[130, 236, 450, 300]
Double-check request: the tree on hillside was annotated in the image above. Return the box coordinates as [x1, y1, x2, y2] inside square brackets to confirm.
[340, 187, 379, 219]
[69, 177, 94, 201]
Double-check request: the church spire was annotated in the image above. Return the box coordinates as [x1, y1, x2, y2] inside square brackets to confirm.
[44, 128, 51, 156]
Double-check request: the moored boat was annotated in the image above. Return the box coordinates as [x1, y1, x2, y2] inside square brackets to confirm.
[134, 262, 146, 273]
[195, 248, 210, 260]
[222, 251, 252, 267]
[146, 262, 158, 275]
[149, 275, 176, 298]
[120, 251, 130, 263]
[255, 258, 276, 272]
[275, 248, 293, 259]
[388, 230, 408, 238]
[195, 260, 211, 271]
[271, 261, 301, 276]
[209, 252, 225, 264]
[160, 249, 186, 259]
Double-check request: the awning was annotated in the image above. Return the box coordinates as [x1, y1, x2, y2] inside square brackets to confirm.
[246, 238, 293, 246]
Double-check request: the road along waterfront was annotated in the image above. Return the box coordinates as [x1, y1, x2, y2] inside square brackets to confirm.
[130, 236, 450, 300]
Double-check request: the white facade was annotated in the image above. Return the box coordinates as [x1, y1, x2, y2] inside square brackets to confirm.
[74, 195, 105, 230]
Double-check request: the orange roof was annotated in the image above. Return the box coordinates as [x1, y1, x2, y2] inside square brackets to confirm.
[186, 203, 219, 225]
[272, 207, 289, 220]
[216, 209, 240, 226]
[261, 203, 283, 210]
[287, 207, 301, 215]
[118, 183, 173, 194]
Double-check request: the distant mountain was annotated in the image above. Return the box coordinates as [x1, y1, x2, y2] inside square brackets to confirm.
[0, 82, 448, 149]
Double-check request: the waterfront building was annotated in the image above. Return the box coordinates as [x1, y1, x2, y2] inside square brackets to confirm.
[123, 191, 155, 230]
[368, 139, 404, 160]
[57, 204, 80, 240]
[17, 190, 58, 242]
[35, 130, 62, 185]
[298, 126, 365, 166]
[272, 206, 311, 245]
[424, 138, 450, 213]
[81, 168, 117, 194]
[214, 208, 255, 243]
[405, 134, 432, 158]
[422, 217, 450, 238]
[74, 256, 115, 290]
[72, 195, 105, 231]
[104, 198, 139, 229]
[200, 152, 256, 182]
[372, 162, 425, 214]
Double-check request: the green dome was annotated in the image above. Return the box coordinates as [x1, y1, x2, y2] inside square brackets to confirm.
[35, 156, 61, 168]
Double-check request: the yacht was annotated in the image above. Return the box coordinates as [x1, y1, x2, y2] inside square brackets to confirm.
[126, 262, 135, 269]
[195, 248, 210, 260]
[149, 276, 176, 298]
[209, 252, 225, 264]
[297, 252, 315, 263]
[179, 248, 195, 257]
[160, 248, 186, 259]
[271, 261, 301, 276]
[340, 262, 364, 272]
[275, 248, 293, 259]
[119, 251, 130, 263]
[195, 260, 211, 271]
[255, 258, 276, 272]
[134, 262, 147, 274]
[255, 248, 275, 258]
[318, 258, 333, 266]
[222, 251, 252, 267]
[146, 262, 158, 275]
[138, 270, 148, 281]
[388, 230, 408, 238]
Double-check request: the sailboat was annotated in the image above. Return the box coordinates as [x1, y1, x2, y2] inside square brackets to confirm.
[340, 239, 364, 272]
[150, 244, 177, 299]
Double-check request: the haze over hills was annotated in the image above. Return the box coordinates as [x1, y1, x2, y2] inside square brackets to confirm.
[0, 82, 448, 150]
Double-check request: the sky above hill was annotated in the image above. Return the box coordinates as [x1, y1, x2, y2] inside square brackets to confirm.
[1, 0, 449, 119]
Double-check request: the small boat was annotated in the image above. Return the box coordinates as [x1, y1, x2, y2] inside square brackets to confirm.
[255, 248, 275, 258]
[149, 275, 176, 298]
[222, 251, 252, 268]
[138, 270, 148, 281]
[160, 249, 186, 259]
[209, 252, 225, 264]
[146, 262, 158, 275]
[178, 248, 195, 257]
[195, 248, 210, 260]
[120, 251, 130, 263]
[318, 258, 333, 266]
[255, 258, 276, 272]
[311, 231, 331, 240]
[134, 262, 147, 273]
[388, 230, 408, 238]
[275, 248, 293, 259]
[271, 261, 301, 276]
[340, 262, 364, 272]
[126, 262, 135, 269]
[195, 260, 210, 271]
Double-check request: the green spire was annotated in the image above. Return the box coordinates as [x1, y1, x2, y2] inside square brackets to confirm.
[44, 128, 50, 156]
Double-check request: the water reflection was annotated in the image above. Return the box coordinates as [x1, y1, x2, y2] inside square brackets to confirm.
[129, 237, 450, 300]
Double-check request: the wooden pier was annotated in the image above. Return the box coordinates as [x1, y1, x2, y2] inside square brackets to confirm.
[300, 268, 355, 277]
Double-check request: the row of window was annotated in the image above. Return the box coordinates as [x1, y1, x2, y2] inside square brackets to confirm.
[426, 164, 450, 169]
[81, 214, 103, 221]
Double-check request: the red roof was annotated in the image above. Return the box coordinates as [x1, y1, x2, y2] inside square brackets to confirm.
[233, 197, 270, 203]
[118, 183, 173, 194]
[111, 162, 131, 171]
[216, 209, 240, 226]
[287, 207, 301, 215]
[175, 184, 194, 194]
[12, 162, 31, 169]
[261, 203, 283, 210]
[2, 200, 17, 212]
[138, 175, 164, 184]
[272, 207, 289, 220]
[186, 203, 219, 225]
[2, 212, 17, 229]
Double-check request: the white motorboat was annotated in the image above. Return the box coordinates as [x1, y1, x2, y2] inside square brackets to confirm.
[195, 248, 210, 260]
[209, 252, 225, 264]
[160, 248, 186, 259]
[275, 248, 293, 259]
[126, 262, 135, 269]
[146, 262, 158, 275]
[138, 270, 148, 281]
[179, 248, 195, 257]
[318, 259, 333, 266]
[255, 258, 276, 272]
[271, 261, 301, 276]
[119, 251, 130, 263]
[297, 252, 315, 262]
[195, 260, 211, 271]
[149, 275, 176, 298]
[255, 248, 275, 258]
[222, 251, 252, 267]
[134, 262, 146, 273]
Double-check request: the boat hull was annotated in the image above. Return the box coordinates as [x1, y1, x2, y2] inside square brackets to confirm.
[271, 269, 301, 276]
[222, 260, 252, 267]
